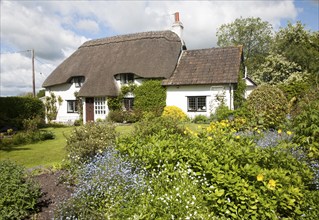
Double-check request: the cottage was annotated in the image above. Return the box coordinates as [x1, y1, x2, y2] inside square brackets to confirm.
[42, 13, 256, 123]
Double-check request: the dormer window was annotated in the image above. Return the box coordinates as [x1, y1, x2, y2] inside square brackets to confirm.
[120, 73, 134, 84]
[73, 76, 85, 87]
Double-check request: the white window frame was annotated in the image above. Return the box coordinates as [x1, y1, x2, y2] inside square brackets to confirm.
[94, 97, 106, 115]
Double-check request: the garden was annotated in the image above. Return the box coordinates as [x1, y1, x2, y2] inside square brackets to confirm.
[1, 19, 319, 219]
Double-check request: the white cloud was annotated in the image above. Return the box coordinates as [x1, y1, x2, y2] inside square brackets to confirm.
[75, 19, 100, 33]
[0, 0, 303, 96]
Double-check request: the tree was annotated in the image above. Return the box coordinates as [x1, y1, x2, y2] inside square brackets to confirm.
[254, 53, 308, 85]
[272, 22, 319, 86]
[216, 17, 273, 78]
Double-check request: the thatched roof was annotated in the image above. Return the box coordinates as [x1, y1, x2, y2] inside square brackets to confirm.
[162, 46, 243, 86]
[43, 31, 182, 97]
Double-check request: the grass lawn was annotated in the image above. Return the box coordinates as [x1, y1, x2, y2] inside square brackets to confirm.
[0, 123, 206, 169]
[0, 127, 73, 168]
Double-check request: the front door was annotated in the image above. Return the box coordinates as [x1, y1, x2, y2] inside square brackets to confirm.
[86, 97, 94, 122]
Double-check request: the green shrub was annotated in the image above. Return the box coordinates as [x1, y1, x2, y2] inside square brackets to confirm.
[246, 85, 288, 129]
[0, 97, 45, 130]
[134, 80, 166, 116]
[193, 114, 210, 124]
[0, 160, 41, 219]
[162, 106, 187, 122]
[65, 122, 117, 163]
[108, 110, 124, 123]
[292, 88, 319, 159]
[0, 130, 55, 149]
[116, 120, 316, 219]
[211, 103, 234, 121]
[132, 112, 184, 137]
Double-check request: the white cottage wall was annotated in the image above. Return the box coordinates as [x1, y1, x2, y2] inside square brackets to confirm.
[166, 84, 234, 119]
[45, 83, 80, 124]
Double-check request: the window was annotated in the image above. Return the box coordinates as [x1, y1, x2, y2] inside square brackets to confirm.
[67, 100, 78, 113]
[124, 98, 134, 111]
[73, 77, 85, 87]
[94, 97, 106, 115]
[120, 73, 134, 84]
[187, 96, 206, 112]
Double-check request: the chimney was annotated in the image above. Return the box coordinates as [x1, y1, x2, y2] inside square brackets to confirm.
[171, 12, 184, 41]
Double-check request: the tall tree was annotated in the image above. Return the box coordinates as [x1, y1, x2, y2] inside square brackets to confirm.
[272, 22, 319, 86]
[216, 17, 273, 78]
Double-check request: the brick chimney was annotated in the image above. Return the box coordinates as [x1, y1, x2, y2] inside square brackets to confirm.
[171, 12, 184, 41]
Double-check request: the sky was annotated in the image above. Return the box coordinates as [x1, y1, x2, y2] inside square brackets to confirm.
[0, 0, 318, 97]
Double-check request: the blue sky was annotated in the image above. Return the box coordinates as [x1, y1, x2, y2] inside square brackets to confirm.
[0, 0, 318, 96]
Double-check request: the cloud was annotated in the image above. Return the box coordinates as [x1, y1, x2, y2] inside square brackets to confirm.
[0, 0, 302, 96]
[75, 19, 100, 33]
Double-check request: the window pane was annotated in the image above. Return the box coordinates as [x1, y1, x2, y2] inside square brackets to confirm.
[188, 97, 196, 111]
[197, 97, 206, 111]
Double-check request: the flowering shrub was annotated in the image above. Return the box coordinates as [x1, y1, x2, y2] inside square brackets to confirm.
[0, 160, 41, 219]
[117, 118, 318, 219]
[65, 122, 116, 163]
[56, 148, 146, 219]
[162, 106, 188, 122]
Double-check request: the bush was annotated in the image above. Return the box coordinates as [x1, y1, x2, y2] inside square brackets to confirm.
[65, 122, 117, 163]
[211, 103, 233, 121]
[192, 114, 210, 124]
[134, 80, 166, 116]
[107, 110, 125, 123]
[0, 160, 41, 219]
[246, 85, 288, 129]
[0, 97, 45, 130]
[116, 119, 317, 219]
[0, 130, 55, 149]
[162, 106, 187, 122]
[292, 88, 319, 160]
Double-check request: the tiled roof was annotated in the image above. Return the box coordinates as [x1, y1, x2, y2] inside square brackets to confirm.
[162, 46, 243, 86]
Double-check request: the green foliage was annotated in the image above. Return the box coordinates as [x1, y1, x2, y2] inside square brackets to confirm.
[134, 80, 166, 116]
[246, 85, 288, 128]
[162, 106, 188, 122]
[0, 130, 55, 149]
[36, 89, 45, 98]
[0, 160, 41, 219]
[0, 97, 45, 130]
[211, 103, 234, 121]
[108, 110, 140, 123]
[217, 17, 273, 75]
[107, 97, 122, 111]
[254, 53, 308, 85]
[45, 92, 63, 122]
[292, 88, 319, 159]
[116, 119, 316, 219]
[234, 69, 247, 109]
[272, 22, 319, 77]
[192, 114, 210, 124]
[65, 122, 117, 163]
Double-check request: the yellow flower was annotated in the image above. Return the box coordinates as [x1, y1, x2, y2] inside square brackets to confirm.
[206, 127, 212, 132]
[287, 131, 292, 136]
[257, 174, 264, 181]
[184, 130, 187, 135]
[235, 135, 240, 139]
[268, 179, 276, 189]
[257, 130, 261, 134]
[278, 129, 282, 134]
[207, 136, 213, 141]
